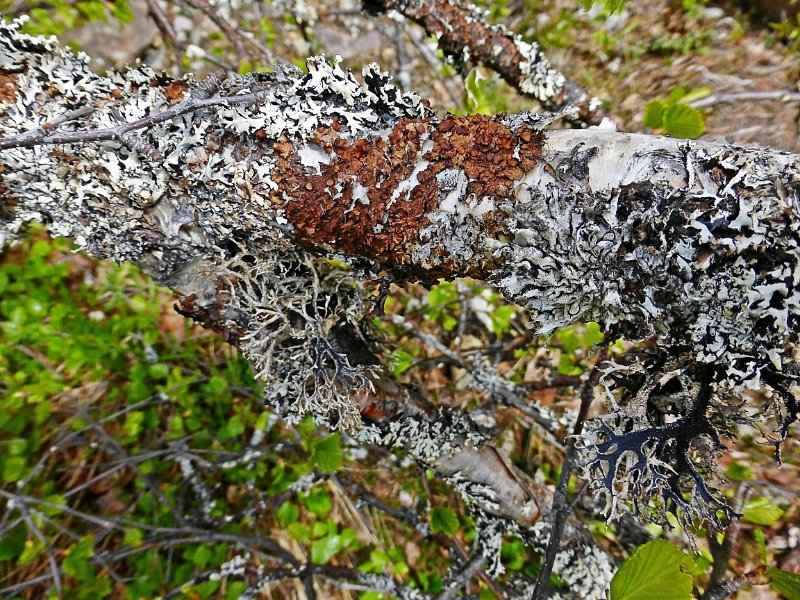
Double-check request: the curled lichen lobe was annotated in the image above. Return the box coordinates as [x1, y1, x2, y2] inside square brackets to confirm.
[278, 113, 545, 276]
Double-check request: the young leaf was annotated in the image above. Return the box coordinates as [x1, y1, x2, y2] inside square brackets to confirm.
[430, 507, 459, 536]
[663, 103, 705, 139]
[610, 540, 694, 600]
[577, 0, 626, 13]
[753, 528, 768, 566]
[743, 497, 783, 526]
[277, 501, 299, 526]
[311, 534, 343, 565]
[0, 534, 24, 561]
[679, 87, 712, 104]
[63, 535, 96, 582]
[311, 434, 343, 472]
[303, 488, 332, 517]
[642, 99, 666, 129]
[767, 567, 800, 600]
[665, 87, 688, 104]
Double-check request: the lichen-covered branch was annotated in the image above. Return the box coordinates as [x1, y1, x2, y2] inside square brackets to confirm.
[364, 0, 604, 124]
[2, 17, 799, 592]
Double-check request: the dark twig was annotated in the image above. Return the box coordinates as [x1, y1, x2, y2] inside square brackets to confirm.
[16, 502, 64, 600]
[703, 483, 754, 598]
[436, 552, 487, 600]
[531, 347, 607, 600]
[303, 563, 318, 600]
[178, 0, 275, 63]
[703, 568, 768, 600]
[145, 0, 185, 72]
[388, 314, 568, 439]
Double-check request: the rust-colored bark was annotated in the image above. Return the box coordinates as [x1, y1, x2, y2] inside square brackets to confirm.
[368, 0, 604, 124]
[276, 114, 544, 275]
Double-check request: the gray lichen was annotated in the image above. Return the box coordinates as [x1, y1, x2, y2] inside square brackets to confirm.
[3, 16, 800, 592]
[0, 18, 425, 429]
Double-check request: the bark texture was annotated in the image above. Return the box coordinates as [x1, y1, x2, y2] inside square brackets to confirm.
[1, 17, 799, 594]
[364, 0, 604, 125]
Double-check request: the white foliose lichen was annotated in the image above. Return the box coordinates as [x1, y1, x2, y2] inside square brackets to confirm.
[0, 19, 427, 430]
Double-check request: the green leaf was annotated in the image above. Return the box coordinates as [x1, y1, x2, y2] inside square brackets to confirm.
[191, 544, 213, 567]
[255, 411, 271, 431]
[303, 488, 332, 517]
[41, 494, 66, 516]
[679, 87, 712, 104]
[287, 522, 311, 542]
[148, 363, 169, 379]
[2, 456, 27, 482]
[277, 501, 299, 526]
[753, 528, 767, 565]
[427, 281, 459, 308]
[743, 497, 783, 526]
[76, 0, 109, 22]
[64, 535, 96, 581]
[577, 0, 626, 13]
[666, 87, 688, 104]
[725, 460, 753, 481]
[123, 527, 143, 548]
[311, 434, 343, 472]
[217, 414, 245, 439]
[110, 0, 135, 23]
[643, 100, 666, 129]
[430, 507, 459, 536]
[311, 534, 343, 565]
[663, 103, 705, 139]
[0, 534, 25, 560]
[768, 567, 800, 600]
[122, 411, 144, 438]
[583, 322, 605, 346]
[225, 581, 248, 600]
[610, 540, 694, 600]
[489, 305, 516, 335]
[390, 348, 414, 376]
[18, 539, 44, 565]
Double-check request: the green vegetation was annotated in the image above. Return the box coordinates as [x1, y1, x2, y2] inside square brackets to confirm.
[15, 0, 133, 37]
[643, 86, 710, 138]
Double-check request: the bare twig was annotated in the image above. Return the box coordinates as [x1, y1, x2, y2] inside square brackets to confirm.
[388, 314, 568, 439]
[689, 89, 800, 109]
[436, 553, 487, 600]
[703, 568, 768, 600]
[703, 483, 754, 598]
[531, 347, 607, 600]
[178, 0, 275, 63]
[144, 0, 186, 74]
[366, 0, 603, 124]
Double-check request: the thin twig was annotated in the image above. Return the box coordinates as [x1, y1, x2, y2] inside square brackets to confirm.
[531, 347, 607, 600]
[689, 89, 800, 109]
[178, 0, 275, 63]
[703, 483, 754, 598]
[436, 553, 487, 600]
[145, 0, 186, 75]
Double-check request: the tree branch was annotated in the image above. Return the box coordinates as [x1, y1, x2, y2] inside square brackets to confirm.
[365, 0, 604, 125]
